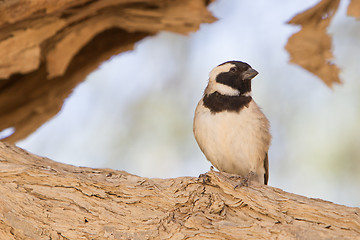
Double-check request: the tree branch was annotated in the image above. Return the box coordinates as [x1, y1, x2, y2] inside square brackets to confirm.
[0, 142, 359, 239]
[0, 0, 216, 143]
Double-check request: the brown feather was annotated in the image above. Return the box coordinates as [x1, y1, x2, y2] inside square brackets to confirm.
[264, 153, 269, 185]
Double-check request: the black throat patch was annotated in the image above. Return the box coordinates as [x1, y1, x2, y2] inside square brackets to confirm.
[203, 92, 252, 114]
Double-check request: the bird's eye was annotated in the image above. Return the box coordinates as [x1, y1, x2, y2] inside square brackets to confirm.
[230, 67, 237, 73]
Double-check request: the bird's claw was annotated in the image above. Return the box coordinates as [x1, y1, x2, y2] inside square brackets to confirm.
[234, 171, 255, 189]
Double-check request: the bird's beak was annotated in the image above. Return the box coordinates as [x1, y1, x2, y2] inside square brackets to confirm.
[242, 68, 258, 80]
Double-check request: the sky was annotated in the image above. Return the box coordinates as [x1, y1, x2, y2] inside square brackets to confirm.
[15, 0, 360, 207]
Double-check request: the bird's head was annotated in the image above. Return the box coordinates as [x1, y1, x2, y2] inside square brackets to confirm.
[205, 61, 258, 96]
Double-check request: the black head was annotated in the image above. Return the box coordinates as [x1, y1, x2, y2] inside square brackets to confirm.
[213, 61, 258, 95]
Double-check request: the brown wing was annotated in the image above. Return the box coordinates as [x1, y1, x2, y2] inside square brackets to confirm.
[264, 153, 269, 185]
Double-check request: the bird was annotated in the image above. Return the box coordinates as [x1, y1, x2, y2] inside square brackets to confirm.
[193, 60, 271, 185]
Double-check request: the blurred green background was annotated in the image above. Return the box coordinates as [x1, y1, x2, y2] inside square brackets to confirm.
[15, 0, 360, 206]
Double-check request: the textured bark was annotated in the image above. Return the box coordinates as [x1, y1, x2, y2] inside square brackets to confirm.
[0, 142, 359, 239]
[0, 0, 216, 143]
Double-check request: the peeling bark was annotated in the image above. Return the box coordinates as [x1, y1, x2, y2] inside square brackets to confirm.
[0, 142, 359, 239]
[0, 0, 216, 143]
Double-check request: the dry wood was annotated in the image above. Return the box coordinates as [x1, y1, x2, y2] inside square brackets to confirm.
[286, 0, 341, 87]
[0, 0, 216, 143]
[0, 142, 359, 239]
[348, 0, 360, 19]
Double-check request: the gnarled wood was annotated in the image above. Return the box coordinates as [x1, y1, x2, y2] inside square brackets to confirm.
[0, 0, 216, 143]
[0, 142, 359, 239]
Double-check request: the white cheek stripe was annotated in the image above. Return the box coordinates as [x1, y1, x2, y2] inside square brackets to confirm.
[243, 92, 252, 97]
[209, 82, 240, 96]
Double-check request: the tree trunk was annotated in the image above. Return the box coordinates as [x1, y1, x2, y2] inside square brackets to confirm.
[0, 142, 359, 239]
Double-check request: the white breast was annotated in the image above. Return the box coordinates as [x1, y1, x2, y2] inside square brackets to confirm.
[193, 100, 271, 182]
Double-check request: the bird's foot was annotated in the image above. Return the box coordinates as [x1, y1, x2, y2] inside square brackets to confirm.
[199, 167, 214, 184]
[198, 173, 209, 184]
[234, 171, 255, 189]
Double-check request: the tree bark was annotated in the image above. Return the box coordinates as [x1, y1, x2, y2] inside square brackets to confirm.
[0, 0, 216, 143]
[0, 142, 359, 239]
